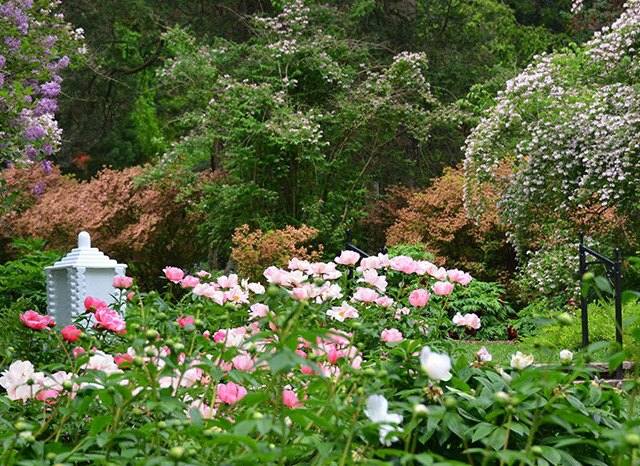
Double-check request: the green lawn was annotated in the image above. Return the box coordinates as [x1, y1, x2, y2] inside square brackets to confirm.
[450, 340, 626, 366]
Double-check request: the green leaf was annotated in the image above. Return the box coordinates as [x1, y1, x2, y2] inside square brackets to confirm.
[472, 422, 496, 443]
[540, 446, 561, 464]
[594, 276, 613, 295]
[89, 415, 112, 436]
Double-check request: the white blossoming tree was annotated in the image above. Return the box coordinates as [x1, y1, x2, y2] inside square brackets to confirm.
[464, 0, 640, 259]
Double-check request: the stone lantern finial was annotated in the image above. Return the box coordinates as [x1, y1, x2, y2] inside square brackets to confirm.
[78, 231, 91, 249]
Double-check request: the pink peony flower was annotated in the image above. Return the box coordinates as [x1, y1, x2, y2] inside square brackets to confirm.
[84, 296, 108, 312]
[112, 275, 133, 289]
[408, 289, 430, 308]
[94, 307, 126, 334]
[216, 382, 247, 405]
[72, 347, 86, 358]
[288, 258, 311, 271]
[429, 267, 448, 281]
[375, 296, 394, 307]
[232, 354, 255, 372]
[452, 312, 481, 330]
[35, 388, 59, 403]
[20, 310, 55, 330]
[180, 275, 200, 288]
[292, 286, 310, 300]
[300, 364, 315, 375]
[360, 269, 388, 292]
[114, 353, 134, 367]
[217, 274, 239, 289]
[196, 270, 211, 278]
[380, 328, 403, 343]
[282, 389, 303, 408]
[389, 255, 417, 274]
[163, 266, 185, 283]
[189, 398, 216, 420]
[358, 256, 383, 270]
[335, 250, 360, 266]
[176, 315, 195, 328]
[61, 325, 82, 342]
[327, 347, 341, 365]
[263, 266, 292, 286]
[476, 346, 492, 362]
[249, 303, 269, 320]
[352, 287, 379, 303]
[432, 281, 455, 296]
[448, 269, 472, 285]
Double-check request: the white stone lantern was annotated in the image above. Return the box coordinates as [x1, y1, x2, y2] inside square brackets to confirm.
[45, 231, 127, 325]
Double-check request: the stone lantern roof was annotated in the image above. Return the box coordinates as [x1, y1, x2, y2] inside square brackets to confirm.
[48, 231, 125, 269]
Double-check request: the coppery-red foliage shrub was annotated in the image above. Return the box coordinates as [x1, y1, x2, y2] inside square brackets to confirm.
[385, 166, 513, 280]
[5, 166, 200, 286]
[231, 224, 322, 281]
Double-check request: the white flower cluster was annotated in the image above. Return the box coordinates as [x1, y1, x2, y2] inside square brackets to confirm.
[265, 109, 327, 147]
[257, 0, 311, 58]
[571, 0, 584, 15]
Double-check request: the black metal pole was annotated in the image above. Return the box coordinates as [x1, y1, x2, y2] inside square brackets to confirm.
[614, 248, 623, 348]
[614, 248, 624, 379]
[579, 235, 589, 347]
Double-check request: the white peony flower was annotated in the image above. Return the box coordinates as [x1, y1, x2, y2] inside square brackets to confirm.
[476, 346, 492, 362]
[510, 351, 534, 370]
[0, 360, 44, 402]
[364, 395, 403, 446]
[326, 302, 359, 322]
[559, 349, 573, 364]
[82, 352, 122, 375]
[419, 347, 452, 381]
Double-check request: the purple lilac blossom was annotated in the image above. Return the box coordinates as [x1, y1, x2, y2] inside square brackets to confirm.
[4, 37, 21, 51]
[24, 124, 46, 141]
[34, 97, 57, 116]
[41, 159, 53, 175]
[31, 181, 45, 196]
[40, 81, 61, 97]
[57, 55, 70, 69]
[24, 146, 37, 159]
[0, 55, 5, 68]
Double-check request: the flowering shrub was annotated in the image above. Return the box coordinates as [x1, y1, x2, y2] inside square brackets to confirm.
[464, 0, 640, 260]
[0, 0, 84, 163]
[1, 252, 638, 464]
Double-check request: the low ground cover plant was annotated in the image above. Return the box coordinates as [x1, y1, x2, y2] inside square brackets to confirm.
[1, 252, 638, 465]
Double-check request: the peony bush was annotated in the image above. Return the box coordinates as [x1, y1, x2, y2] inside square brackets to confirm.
[0, 252, 638, 464]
